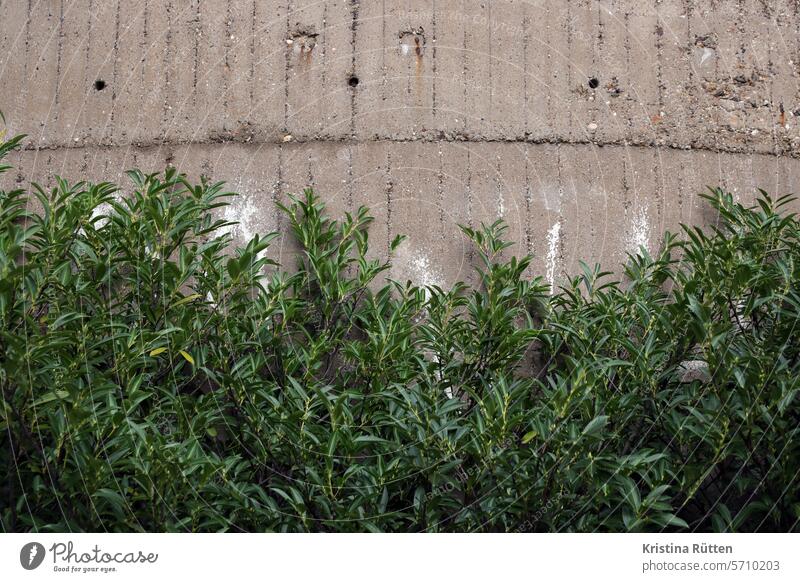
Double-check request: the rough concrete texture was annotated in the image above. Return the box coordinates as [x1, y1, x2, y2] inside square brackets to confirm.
[2, 1, 800, 288]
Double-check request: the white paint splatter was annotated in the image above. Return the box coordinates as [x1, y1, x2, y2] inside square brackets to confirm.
[221, 192, 266, 244]
[216, 187, 277, 265]
[545, 221, 561, 293]
[395, 245, 444, 300]
[409, 250, 443, 289]
[627, 206, 650, 255]
[91, 201, 112, 224]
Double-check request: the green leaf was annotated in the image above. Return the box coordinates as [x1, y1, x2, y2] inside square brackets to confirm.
[582, 415, 608, 437]
[652, 513, 689, 529]
[778, 389, 798, 414]
[31, 390, 71, 407]
[94, 488, 127, 518]
[170, 293, 202, 309]
[390, 234, 407, 251]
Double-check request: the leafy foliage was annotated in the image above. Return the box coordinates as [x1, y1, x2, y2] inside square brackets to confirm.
[1, 131, 798, 532]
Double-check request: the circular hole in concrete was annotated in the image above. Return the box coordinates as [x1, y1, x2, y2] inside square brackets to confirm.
[348, 76, 359, 88]
[588, 77, 599, 89]
[94, 79, 107, 91]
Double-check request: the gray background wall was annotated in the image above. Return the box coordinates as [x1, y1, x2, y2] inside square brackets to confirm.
[2, 0, 800, 287]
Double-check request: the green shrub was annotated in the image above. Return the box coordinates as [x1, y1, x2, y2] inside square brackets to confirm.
[1, 130, 798, 532]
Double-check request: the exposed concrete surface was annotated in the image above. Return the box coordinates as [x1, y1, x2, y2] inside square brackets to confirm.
[2, 1, 800, 287]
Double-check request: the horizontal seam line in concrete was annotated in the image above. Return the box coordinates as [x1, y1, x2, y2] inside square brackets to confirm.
[15, 136, 799, 160]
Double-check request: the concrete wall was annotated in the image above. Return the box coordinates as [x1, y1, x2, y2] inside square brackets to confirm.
[2, 0, 800, 287]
